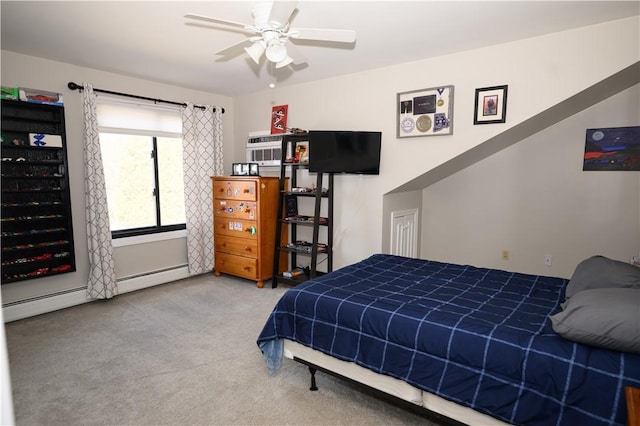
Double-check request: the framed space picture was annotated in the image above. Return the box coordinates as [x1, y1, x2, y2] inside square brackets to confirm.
[474, 85, 508, 125]
[583, 126, 640, 171]
[397, 85, 454, 138]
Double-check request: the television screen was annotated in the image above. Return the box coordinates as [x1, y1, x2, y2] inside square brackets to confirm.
[308, 131, 382, 174]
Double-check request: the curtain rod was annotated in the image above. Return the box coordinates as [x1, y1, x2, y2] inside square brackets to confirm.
[67, 82, 224, 114]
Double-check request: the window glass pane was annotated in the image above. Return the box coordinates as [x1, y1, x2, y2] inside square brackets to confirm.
[100, 133, 156, 231]
[157, 137, 186, 226]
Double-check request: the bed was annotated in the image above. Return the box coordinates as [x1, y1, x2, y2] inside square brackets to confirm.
[257, 254, 640, 425]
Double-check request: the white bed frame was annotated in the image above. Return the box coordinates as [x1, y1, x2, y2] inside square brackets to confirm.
[284, 339, 510, 426]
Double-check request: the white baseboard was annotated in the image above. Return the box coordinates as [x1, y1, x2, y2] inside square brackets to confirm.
[3, 266, 190, 323]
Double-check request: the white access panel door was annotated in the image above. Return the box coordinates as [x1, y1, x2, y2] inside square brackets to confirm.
[391, 209, 418, 258]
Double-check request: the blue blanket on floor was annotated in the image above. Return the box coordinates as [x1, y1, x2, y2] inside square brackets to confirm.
[257, 254, 640, 425]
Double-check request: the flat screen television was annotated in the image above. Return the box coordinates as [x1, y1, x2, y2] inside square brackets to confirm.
[308, 131, 382, 175]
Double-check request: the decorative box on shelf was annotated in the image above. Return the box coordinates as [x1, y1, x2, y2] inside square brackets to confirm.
[1, 86, 19, 101]
[19, 87, 64, 106]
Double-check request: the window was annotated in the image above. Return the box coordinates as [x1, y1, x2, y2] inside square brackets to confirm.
[96, 98, 185, 238]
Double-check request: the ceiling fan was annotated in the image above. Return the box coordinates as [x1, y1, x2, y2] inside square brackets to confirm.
[185, 1, 356, 69]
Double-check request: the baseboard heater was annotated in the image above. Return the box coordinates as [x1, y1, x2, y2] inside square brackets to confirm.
[2, 265, 190, 322]
[1, 286, 86, 309]
[117, 264, 189, 283]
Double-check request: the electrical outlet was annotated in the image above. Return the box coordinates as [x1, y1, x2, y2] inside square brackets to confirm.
[502, 250, 510, 261]
[544, 254, 552, 266]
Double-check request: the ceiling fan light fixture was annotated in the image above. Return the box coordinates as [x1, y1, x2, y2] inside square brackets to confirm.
[265, 40, 287, 63]
[244, 41, 265, 64]
[275, 56, 293, 68]
[186, 3, 357, 70]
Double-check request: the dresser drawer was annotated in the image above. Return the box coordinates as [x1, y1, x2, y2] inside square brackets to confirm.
[213, 179, 257, 201]
[213, 199, 257, 220]
[214, 218, 259, 240]
[215, 252, 258, 280]
[214, 235, 258, 258]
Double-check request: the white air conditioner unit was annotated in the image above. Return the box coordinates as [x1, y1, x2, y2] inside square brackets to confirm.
[246, 131, 289, 167]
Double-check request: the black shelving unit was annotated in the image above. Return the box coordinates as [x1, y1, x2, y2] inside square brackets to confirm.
[1, 99, 76, 283]
[272, 132, 333, 288]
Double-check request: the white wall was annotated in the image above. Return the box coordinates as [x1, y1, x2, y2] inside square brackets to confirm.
[1, 16, 638, 309]
[422, 85, 640, 278]
[234, 16, 640, 270]
[0, 51, 234, 305]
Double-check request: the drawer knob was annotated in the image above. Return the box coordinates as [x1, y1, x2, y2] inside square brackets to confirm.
[244, 246, 252, 252]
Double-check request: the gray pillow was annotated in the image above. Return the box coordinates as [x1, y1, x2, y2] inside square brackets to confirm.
[550, 288, 640, 354]
[565, 255, 640, 300]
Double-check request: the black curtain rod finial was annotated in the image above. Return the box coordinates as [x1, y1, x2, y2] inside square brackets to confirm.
[67, 82, 82, 91]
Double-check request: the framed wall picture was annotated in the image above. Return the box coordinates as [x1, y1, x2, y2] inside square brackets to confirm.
[583, 126, 640, 171]
[271, 104, 288, 134]
[397, 85, 454, 138]
[474, 85, 508, 124]
[232, 162, 260, 176]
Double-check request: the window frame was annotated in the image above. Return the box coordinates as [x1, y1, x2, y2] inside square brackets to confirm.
[98, 131, 186, 240]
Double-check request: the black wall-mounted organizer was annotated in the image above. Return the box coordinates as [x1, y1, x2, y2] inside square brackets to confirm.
[272, 132, 333, 287]
[1, 99, 76, 283]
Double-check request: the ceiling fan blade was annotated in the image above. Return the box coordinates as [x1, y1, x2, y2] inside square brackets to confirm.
[289, 27, 356, 43]
[268, 1, 297, 28]
[214, 38, 255, 56]
[284, 41, 307, 65]
[185, 13, 250, 30]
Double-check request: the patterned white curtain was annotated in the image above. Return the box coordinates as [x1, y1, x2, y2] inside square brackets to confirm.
[182, 104, 224, 275]
[81, 84, 118, 299]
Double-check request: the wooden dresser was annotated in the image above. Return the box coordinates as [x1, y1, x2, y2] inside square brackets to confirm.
[211, 176, 284, 288]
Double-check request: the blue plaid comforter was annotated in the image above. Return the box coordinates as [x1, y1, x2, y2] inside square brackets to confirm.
[257, 254, 640, 425]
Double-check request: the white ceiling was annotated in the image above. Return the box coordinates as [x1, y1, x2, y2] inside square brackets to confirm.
[1, 1, 638, 96]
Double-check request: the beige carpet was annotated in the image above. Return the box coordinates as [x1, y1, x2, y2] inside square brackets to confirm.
[4, 273, 443, 425]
